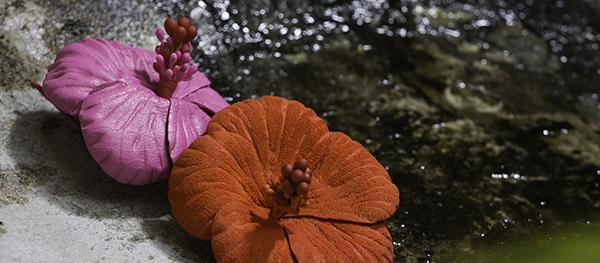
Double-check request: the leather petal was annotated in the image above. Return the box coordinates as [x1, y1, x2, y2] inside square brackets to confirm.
[169, 131, 274, 239]
[41, 37, 229, 185]
[283, 218, 393, 262]
[79, 82, 170, 185]
[211, 200, 294, 263]
[169, 96, 399, 261]
[169, 70, 229, 115]
[289, 131, 400, 224]
[43, 37, 158, 116]
[206, 96, 331, 181]
[166, 99, 212, 164]
[204, 96, 399, 223]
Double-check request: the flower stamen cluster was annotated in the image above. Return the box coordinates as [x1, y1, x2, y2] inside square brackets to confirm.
[153, 17, 198, 98]
[264, 158, 312, 219]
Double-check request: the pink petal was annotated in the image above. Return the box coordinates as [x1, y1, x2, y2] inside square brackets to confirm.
[43, 38, 158, 117]
[79, 82, 170, 185]
[42, 37, 229, 185]
[176, 82, 230, 115]
[167, 99, 212, 163]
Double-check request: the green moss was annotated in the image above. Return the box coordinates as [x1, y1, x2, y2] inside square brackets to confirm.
[481, 225, 600, 263]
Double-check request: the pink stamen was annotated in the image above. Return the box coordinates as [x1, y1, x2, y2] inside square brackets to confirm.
[153, 17, 199, 98]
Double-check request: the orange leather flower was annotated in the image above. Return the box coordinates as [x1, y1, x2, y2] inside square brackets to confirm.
[169, 96, 400, 262]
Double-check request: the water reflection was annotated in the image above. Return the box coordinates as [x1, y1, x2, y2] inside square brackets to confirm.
[162, 0, 600, 262]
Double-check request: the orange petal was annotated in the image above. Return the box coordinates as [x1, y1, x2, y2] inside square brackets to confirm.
[211, 200, 294, 263]
[169, 131, 274, 239]
[292, 131, 400, 224]
[282, 218, 393, 262]
[207, 96, 330, 182]
[169, 95, 399, 255]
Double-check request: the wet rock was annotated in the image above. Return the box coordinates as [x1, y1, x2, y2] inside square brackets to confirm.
[487, 24, 559, 72]
[2, 0, 600, 262]
[0, 31, 43, 89]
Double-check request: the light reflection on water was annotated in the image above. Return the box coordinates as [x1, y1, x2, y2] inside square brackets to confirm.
[186, 0, 600, 79]
[157, 0, 600, 262]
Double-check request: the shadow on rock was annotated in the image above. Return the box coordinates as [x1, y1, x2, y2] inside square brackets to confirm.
[141, 215, 215, 262]
[6, 110, 166, 218]
[5, 110, 213, 261]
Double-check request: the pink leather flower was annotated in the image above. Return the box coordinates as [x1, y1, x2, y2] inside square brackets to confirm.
[33, 18, 229, 185]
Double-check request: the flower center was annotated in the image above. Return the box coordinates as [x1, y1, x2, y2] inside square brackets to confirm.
[153, 17, 198, 99]
[264, 158, 312, 219]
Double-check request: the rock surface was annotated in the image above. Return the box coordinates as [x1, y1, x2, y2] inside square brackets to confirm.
[2, 0, 600, 262]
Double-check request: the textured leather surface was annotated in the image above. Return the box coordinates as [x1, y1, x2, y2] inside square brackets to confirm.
[42, 37, 229, 185]
[169, 96, 399, 262]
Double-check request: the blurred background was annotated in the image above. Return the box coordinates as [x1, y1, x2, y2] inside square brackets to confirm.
[1, 0, 600, 262]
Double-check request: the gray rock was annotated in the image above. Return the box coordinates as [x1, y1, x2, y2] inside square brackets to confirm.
[2, 0, 600, 262]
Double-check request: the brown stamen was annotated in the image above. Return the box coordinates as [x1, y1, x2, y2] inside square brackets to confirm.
[266, 158, 312, 219]
[153, 17, 199, 99]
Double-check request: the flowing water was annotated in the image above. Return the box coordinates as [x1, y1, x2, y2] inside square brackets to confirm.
[178, 1, 600, 261]
[4, 0, 600, 262]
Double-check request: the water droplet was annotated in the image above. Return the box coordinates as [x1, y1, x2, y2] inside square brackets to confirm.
[221, 12, 230, 20]
[560, 56, 568, 63]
